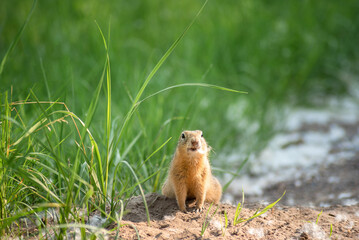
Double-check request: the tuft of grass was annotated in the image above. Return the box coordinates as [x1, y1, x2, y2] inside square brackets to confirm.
[316, 210, 323, 224]
[307, 209, 334, 238]
[222, 210, 228, 237]
[233, 187, 245, 225]
[200, 202, 219, 237]
[233, 191, 286, 226]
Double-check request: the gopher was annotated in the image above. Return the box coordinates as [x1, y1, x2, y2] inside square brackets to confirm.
[162, 130, 222, 212]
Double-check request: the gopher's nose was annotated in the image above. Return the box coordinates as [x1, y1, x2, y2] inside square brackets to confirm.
[191, 140, 199, 148]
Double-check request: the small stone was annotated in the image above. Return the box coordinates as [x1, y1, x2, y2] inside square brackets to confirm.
[300, 232, 309, 240]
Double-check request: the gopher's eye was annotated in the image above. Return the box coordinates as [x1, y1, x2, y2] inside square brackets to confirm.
[181, 133, 185, 139]
[201, 132, 203, 138]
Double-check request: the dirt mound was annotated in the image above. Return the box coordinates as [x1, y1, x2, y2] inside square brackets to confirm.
[109, 193, 359, 239]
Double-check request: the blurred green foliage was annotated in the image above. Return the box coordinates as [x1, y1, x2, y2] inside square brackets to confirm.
[1, 0, 359, 153]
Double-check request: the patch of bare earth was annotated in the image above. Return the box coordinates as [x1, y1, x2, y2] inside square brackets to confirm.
[108, 193, 359, 239]
[109, 120, 359, 239]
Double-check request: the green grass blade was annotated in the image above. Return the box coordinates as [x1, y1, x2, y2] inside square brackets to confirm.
[114, 0, 209, 149]
[237, 191, 286, 224]
[316, 210, 323, 224]
[121, 132, 143, 160]
[252, 191, 285, 217]
[223, 210, 228, 236]
[0, 0, 37, 76]
[82, 60, 107, 195]
[138, 137, 172, 170]
[201, 203, 219, 236]
[201, 202, 213, 236]
[138, 83, 247, 105]
[234, 188, 245, 225]
[0, 203, 63, 230]
[11, 118, 46, 146]
[40, 58, 51, 101]
[153, 155, 167, 192]
[95, 20, 113, 208]
[122, 169, 161, 196]
[222, 157, 249, 192]
[121, 161, 151, 225]
[51, 110, 104, 197]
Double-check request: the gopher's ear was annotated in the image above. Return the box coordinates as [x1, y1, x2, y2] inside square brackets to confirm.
[196, 130, 203, 136]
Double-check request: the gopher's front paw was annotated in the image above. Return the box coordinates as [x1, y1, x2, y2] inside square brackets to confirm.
[195, 206, 203, 213]
[180, 207, 188, 213]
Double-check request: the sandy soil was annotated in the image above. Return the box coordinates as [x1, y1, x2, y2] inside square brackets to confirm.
[108, 193, 359, 239]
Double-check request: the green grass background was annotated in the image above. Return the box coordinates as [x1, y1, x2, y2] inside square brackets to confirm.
[2, 0, 359, 143]
[1, 0, 359, 236]
[3, 0, 358, 149]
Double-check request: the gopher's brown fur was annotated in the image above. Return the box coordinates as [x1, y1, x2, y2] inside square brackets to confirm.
[162, 130, 222, 212]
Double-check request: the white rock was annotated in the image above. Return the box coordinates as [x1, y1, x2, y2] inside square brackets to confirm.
[248, 227, 265, 238]
[210, 219, 222, 231]
[300, 222, 327, 240]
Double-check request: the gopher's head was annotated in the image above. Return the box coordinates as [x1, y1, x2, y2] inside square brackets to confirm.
[177, 130, 210, 156]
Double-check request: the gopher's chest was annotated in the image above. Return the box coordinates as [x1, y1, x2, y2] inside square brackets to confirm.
[183, 168, 208, 197]
[171, 156, 210, 195]
[184, 171, 204, 184]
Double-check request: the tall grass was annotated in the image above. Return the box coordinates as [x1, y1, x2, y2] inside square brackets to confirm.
[0, 0, 248, 237]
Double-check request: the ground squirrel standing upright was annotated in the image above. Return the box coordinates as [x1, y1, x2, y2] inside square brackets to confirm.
[162, 130, 222, 212]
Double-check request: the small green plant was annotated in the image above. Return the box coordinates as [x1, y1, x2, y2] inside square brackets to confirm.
[316, 210, 323, 224]
[233, 188, 245, 225]
[307, 209, 333, 238]
[200, 203, 219, 237]
[222, 210, 228, 237]
[234, 191, 286, 226]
